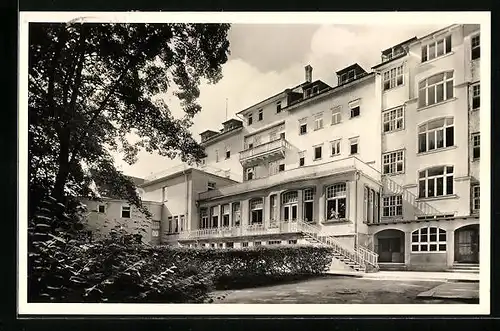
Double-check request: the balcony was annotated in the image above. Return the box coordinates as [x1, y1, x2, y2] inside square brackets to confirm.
[239, 138, 289, 166]
[177, 221, 301, 241]
[366, 214, 456, 226]
[200, 156, 381, 200]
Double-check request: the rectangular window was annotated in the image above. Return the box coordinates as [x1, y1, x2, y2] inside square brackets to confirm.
[472, 84, 480, 110]
[226, 242, 234, 248]
[232, 203, 241, 227]
[350, 106, 360, 118]
[331, 106, 341, 125]
[330, 139, 341, 156]
[242, 242, 249, 247]
[208, 182, 216, 191]
[304, 188, 314, 222]
[383, 64, 404, 90]
[276, 101, 282, 113]
[418, 71, 454, 108]
[222, 204, 230, 227]
[326, 183, 347, 220]
[248, 113, 253, 125]
[225, 149, 231, 159]
[383, 107, 404, 133]
[383, 195, 403, 217]
[278, 162, 285, 172]
[258, 109, 263, 121]
[312, 86, 319, 94]
[246, 167, 254, 180]
[168, 216, 173, 233]
[472, 133, 480, 160]
[254, 241, 262, 246]
[382, 150, 405, 174]
[471, 34, 480, 60]
[121, 206, 131, 218]
[418, 118, 454, 153]
[180, 215, 185, 232]
[268, 240, 281, 245]
[299, 122, 308, 135]
[418, 166, 454, 198]
[288, 239, 298, 244]
[472, 184, 480, 211]
[174, 216, 179, 233]
[349, 137, 359, 155]
[421, 35, 452, 63]
[250, 198, 264, 224]
[314, 145, 322, 160]
[200, 209, 209, 229]
[211, 206, 219, 228]
[314, 113, 324, 130]
[152, 220, 160, 237]
[98, 205, 106, 213]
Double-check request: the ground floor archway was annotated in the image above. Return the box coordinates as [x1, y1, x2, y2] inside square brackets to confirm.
[454, 224, 479, 264]
[374, 229, 405, 263]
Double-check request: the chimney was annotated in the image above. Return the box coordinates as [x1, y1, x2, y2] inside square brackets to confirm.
[305, 65, 313, 83]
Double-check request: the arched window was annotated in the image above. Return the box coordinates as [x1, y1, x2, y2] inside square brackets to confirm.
[282, 191, 298, 221]
[411, 227, 447, 252]
[326, 183, 347, 220]
[418, 71, 454, 108]
[249, 198, 263, 225]
[418, 117, 454, 153]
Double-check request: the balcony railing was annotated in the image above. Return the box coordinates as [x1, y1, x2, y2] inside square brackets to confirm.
[239, 138, 289, 165]
[199, 156, 381, 200]
[178, 221, 302, 240]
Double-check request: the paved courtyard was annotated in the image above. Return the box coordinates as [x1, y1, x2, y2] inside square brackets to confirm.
[213, 276, 478, 304]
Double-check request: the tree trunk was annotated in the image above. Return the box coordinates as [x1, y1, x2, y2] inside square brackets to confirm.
[52, 128, 71, 203]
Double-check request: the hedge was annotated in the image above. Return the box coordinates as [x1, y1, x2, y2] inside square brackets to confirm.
[28, 198, 335, 303]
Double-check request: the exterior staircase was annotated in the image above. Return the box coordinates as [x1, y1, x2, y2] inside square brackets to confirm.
[297, 220, 379, 273]
[449, 263, 479, 274]
[382, 176, 442, 217]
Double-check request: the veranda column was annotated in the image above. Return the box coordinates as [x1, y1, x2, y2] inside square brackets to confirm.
[404, 230, 411, 267]
[446, 228, 455, 268]
[228, 202, 233, 227]
[217, 205, 222, 228]
[318, 185, 325, 224]
[297, 189, 303, 222]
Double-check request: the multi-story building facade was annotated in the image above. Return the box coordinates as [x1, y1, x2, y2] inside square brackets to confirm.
[85, 24, 482, 273]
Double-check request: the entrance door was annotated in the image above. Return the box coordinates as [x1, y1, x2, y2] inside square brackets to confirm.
[378, 237, 402, 263]
[455, 227, 479, 263]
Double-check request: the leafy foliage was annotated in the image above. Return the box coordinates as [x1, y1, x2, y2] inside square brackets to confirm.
[28, 22, 231, 214]
[29, 200, 334, 303]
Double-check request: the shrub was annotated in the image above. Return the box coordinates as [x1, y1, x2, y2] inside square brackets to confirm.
[28, 198, 216, 303]
[28, 198, 335, 303]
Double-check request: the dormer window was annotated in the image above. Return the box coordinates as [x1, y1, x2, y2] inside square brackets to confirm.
[304, 88, 312, 98]
[312, 86, 319, 94]
[339, 69, 356, 84]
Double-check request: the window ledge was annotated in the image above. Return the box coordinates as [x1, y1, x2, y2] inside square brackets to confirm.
[383, 127, 405, 134]
[417, 145, 457, 156]
[314, 158, 323, 162]
[416, 194, 458, 202]
[419, 51, 455, 66]
[410, 251, 447, 254]
[323, 219, 350, 225]
[380, 216, 404, 220]
[417, 97, 457, 112]
[330, 154, 341, 158]
[383, 171, 405, 176]
[472, 158, 480, 163]
[331, 122, 342, 126]
[472, 107, 480, 112]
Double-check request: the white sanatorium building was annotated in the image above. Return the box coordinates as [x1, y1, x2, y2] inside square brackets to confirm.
[83, 24, 482, 273]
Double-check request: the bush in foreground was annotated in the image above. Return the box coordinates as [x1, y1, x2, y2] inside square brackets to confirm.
[28, 199, 335, 303]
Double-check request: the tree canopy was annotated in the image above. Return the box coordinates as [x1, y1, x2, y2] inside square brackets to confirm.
[28, 22, 231, 215]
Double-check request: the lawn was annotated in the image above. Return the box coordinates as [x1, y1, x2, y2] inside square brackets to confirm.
[212, 276, 466, 304]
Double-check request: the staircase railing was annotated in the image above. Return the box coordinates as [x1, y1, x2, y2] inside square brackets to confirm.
[297, 220, 377, 269]
[352, 156, 442, 217]
[382, 176, 441, 216]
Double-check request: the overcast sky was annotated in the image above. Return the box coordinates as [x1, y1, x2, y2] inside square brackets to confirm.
[112, 23, 446, 179]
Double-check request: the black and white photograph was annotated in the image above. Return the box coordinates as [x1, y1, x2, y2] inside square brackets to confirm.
[18, 11, 491, 315]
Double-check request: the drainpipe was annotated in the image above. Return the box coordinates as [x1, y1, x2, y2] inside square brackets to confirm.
[182, 167, 189, 232]
[354, 171, 360, 248]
